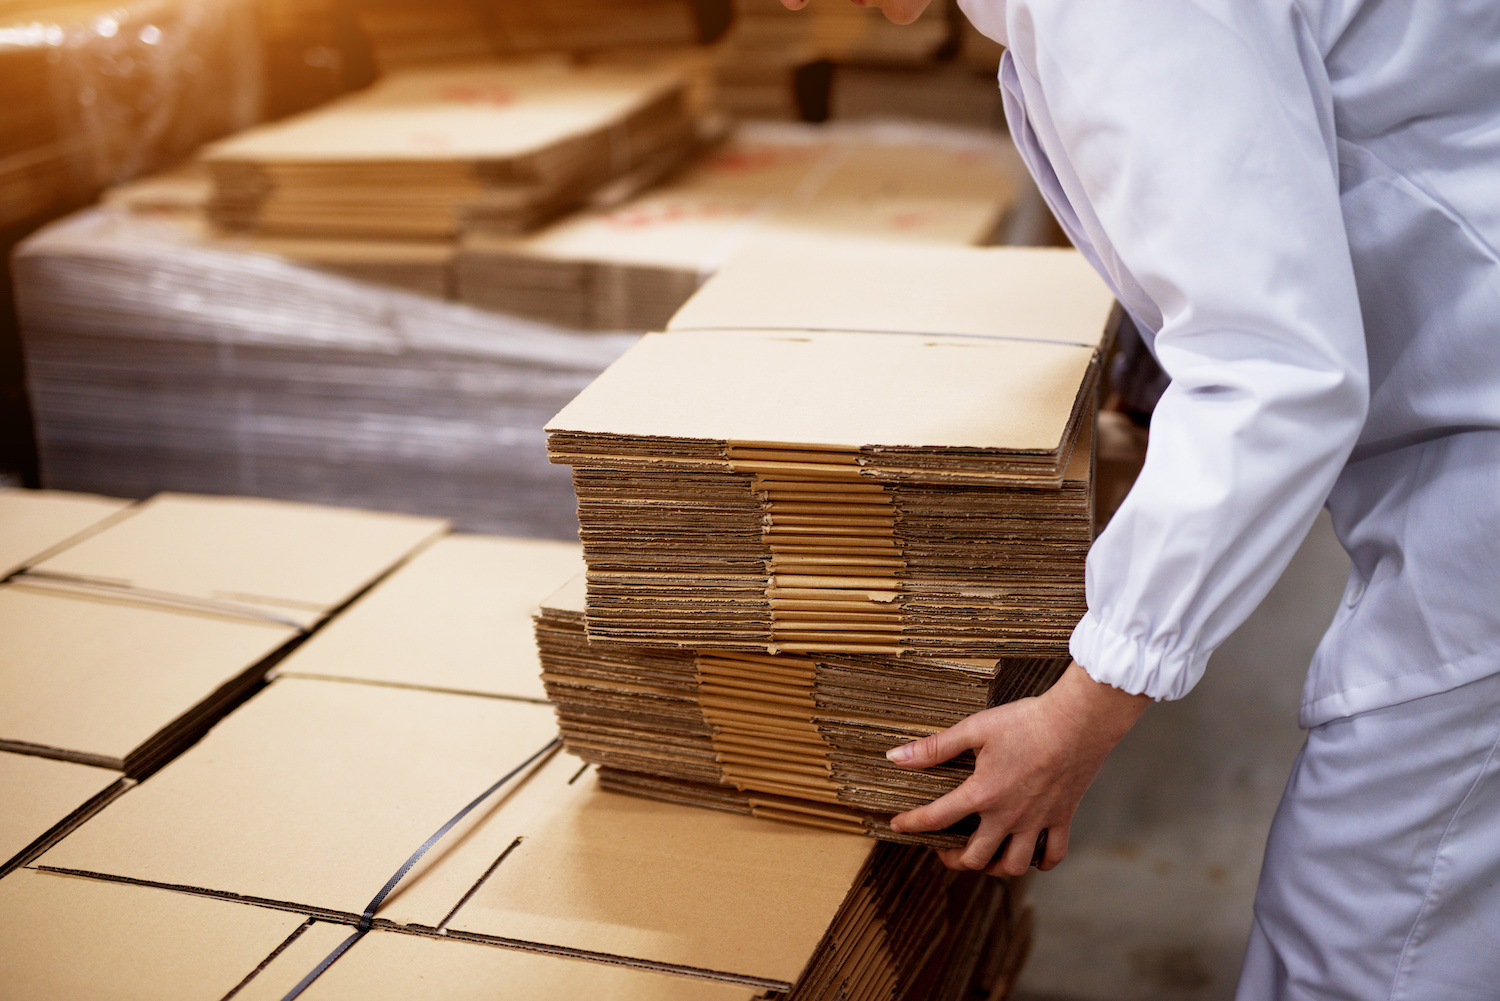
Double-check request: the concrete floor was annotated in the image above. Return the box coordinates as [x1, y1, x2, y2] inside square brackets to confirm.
[1014, 512, 1351, 1001]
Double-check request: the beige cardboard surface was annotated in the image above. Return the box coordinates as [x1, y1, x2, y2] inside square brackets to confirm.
[0, 488, 131, 577]
[0, 869, 307, 1001]
[547, 329, 1093, 451]
[245, 928, 760, 1001]
[42, 677, 562, 922]
[0, 584, 296, 767]
[0, 752, 123, 871]
[276, 534, 581, 701]
[668, 243, 1115, 347]
[204, 63, 683, 163]
[30, 493, 446, 628]
[446, 763, 874, 985]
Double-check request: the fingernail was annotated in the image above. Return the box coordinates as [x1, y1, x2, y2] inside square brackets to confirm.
[889, 817, 903, 833]
[886, 743, 913, 764]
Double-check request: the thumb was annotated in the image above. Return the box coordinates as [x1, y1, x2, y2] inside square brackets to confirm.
[886, 717, 980, 769]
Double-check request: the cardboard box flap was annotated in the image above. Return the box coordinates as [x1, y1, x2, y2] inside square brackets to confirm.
[276, 534, 581, 702]
[0, 585, 297, 769]
[0, 752, 125, 874]
[41, 678, 561, 922]
[547, 329, 1093, 453]
[0, 488, 131, 577]
[667, 242, 1115, 349]
[29, 493, 446, 628]
[445, 765, 874, 985]
[540, 569, 589, 616]
[242, 926, 760, 1001]
[0, 869, 308, 1001]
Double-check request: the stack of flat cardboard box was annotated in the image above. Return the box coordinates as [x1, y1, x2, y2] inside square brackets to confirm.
[539, 242, 1115, 841]
[204, 61, 699, 239]
[714, 0, 953, 120]
[456, 120, 1025, 329]
[14, 207, 636, 536]
[2, 488, 1030, 998]
[350, 0, 702, 74]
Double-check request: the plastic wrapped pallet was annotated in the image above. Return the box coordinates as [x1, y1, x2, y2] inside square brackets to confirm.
[14, 208, 637, 538]
[0, 0, 261, 230]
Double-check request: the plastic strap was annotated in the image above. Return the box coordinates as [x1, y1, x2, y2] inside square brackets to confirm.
[278, 736, 562, 1000]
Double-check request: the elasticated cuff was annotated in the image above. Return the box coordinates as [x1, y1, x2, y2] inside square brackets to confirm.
[1068, 611, 1209, 701]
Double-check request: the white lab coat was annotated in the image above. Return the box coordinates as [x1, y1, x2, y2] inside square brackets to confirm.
[955, 0, 1500, 726]
[954, 1, 1500, 995]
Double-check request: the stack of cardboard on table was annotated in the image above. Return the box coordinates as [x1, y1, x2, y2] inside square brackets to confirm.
[203, 60, 701, 239]
[0, 488, 442, 877]
[1, 488, 1030, 999]
[541, 241, 1118, 844]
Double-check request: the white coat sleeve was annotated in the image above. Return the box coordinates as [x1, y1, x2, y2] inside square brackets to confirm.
[1000, 1, 1370, 699]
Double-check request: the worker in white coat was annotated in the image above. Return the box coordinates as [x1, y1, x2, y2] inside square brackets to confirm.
[781, 1, 1500, 997]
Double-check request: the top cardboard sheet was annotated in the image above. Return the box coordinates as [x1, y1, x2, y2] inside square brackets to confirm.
[0, 752, 121, 872]
[28, 493, 445, 629]
[202, 63, 684, 163]
[547, 329, 1095, 452]
[275, 534, 582, 701]
[0, 488, 130, 577]
[0, 869, 308, 1001]
[667, 242, 1115, 348]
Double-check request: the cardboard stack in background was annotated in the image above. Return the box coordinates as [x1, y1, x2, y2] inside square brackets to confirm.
[714, 0, 953, 121]
[349, 0, 703, 74]
[547, 243, 1117, 658]
[456, 120, 1032, 329]
[3, 497, 1031, 998]
[12, 206, 637, 537]
[203, 61, 700, 240]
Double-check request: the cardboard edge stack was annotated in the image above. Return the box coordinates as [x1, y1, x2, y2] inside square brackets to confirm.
[538, 241, 1119, 846]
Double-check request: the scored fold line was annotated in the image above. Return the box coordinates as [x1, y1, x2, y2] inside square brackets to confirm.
[277, 735, 564, 1001]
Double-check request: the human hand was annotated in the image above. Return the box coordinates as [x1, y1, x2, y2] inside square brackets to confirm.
[886, 661, 1150, 876]
[778, 0, 935, 26]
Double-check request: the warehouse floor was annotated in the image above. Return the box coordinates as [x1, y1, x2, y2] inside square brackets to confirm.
[1014, 512, 1351, 1001]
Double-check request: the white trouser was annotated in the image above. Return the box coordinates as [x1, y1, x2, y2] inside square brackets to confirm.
[1236, 667, 1500, 1001]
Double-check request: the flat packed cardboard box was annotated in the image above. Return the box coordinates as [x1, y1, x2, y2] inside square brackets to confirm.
[0, 752, 129, 876]
[0, 487, 131, 577]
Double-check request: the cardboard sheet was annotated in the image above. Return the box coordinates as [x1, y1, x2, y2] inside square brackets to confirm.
[240, 927, 761, 1001]
[0, 869, 309, 1000]
[0, 487, 131, 577]
[445, 761, 874, 984]
[41, 677, 563, 921]
[275, 534, 581, 701]
[0, 584, 298, 773]
[668, 243, 1115, 348]
[547, 329, 1094, 452]
[0, 752, 127, 876]
[29, 493, 446, 629]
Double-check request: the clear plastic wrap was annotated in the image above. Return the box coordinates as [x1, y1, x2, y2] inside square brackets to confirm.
[14, 207, 638, 537]
[0, 0, 262, 229]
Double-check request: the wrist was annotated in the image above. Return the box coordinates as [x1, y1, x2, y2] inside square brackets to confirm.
[1044, 660, 1150, 743]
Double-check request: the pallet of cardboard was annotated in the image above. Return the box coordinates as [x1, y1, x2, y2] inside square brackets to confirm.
[0, 491, 444, 775]
[546, 243, 1117, 659]
[273, 534, 582, 702]
[203, 62, 698, 239]
[456, 121, 1024, 330]
[39, 676, 1027, 1000]
[537, 570, 1069, 846]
